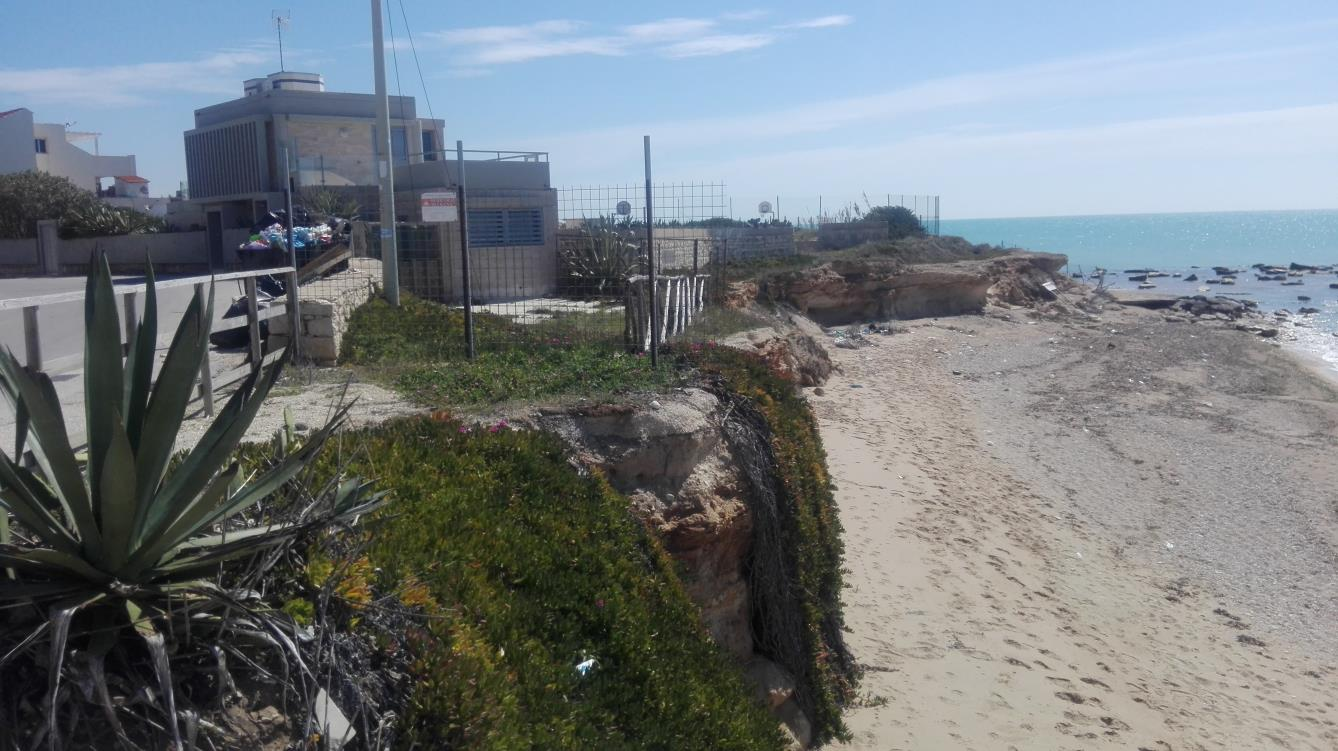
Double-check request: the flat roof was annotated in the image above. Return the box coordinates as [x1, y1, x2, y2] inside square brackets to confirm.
[193, 88, 422, 129]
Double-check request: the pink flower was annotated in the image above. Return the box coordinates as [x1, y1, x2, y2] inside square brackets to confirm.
[458, 426, 471, 434]
[488, 419, 510, 434]
[596, 599, 605, 609]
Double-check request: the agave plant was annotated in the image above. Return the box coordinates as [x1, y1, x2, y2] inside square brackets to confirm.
[558, 219, 644, 297]
[0, 255, 384, 748]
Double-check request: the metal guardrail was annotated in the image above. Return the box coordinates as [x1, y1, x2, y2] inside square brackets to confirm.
[4, 266, 298, 418]
[413, 148, 548, 163]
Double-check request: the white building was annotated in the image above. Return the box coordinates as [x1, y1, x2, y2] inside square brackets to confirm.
[0, 108, 144, 195]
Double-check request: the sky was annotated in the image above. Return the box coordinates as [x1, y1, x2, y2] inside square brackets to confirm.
[1, 1, 1336, 219]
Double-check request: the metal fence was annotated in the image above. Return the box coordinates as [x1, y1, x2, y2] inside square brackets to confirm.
[743, 193, 942, 235]
[557, 182, 728, 227]
[330, 157, 747, 361]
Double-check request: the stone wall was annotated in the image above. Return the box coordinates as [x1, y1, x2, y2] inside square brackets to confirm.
[269, 260, 379, 364]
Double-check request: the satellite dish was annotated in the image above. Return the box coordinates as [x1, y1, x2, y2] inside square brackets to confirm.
[758, 201, 773, 215]
[615, 200, 632, 216]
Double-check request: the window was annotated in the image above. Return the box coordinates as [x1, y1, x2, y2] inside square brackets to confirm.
[34, 138, 46, 154]
[422, 130, 437, 161]
[468, 209, 544, 247]
[391, 127, 408, 166]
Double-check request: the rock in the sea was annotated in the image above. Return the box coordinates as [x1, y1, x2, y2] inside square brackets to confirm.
[1183, 273, 1199, 282]
[1298, 307, 1320, 315]
[1257, 328, 1279, 338]
[1298, 295, 1311, 301]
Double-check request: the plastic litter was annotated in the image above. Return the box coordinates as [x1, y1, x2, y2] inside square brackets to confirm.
[575, 656, 598, 677]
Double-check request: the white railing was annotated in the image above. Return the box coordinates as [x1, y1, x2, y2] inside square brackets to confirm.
[0, 266, 299, 417]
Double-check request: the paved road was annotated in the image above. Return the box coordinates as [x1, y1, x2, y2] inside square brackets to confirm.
[0, 274, 256, 449]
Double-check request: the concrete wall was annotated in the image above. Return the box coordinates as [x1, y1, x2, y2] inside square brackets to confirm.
[653, 226, 796, 267]
[0, 109, 38, 175]
[396, 158, 552, 192]
[61, 232, 211, 271]
[0, 238, 39, 273]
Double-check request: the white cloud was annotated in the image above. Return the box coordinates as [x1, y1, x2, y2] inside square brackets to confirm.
[621, 18, 717, 41]
[0, 49, 270, 107]
[472, 37, 626, 65]
[720, 10, 769, 22]
[778, 15, 854, 30]
[425, 12, 835, 68]
[660, 33, 777, 58]
[430, 20, 583, 46]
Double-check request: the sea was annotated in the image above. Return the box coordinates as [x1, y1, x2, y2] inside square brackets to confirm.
[941, 209, 1338, 376]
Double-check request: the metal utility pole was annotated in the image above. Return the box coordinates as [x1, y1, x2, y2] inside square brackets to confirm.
[644, 136, 658, 367]
[456, 141, 475, 359]
[370, 0, 400, 305]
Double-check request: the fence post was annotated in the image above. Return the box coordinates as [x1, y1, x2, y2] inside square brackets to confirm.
[644, 136, 658, 366]
[285, 269, 301, 362]
[244, 277, 262, 372]
[194, 282, 215, 416]
[22, 307, 41, 370]
[457, 140, 476, 359]
[121, 292, 138, 357]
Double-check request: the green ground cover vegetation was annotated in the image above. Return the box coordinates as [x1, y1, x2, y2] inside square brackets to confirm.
[287, 417, 786, 749]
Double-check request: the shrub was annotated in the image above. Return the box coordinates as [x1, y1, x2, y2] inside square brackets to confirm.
[62, 201, 167, 237]
[863, 205, 925, 240]
[0, 171, 98, 238]
[307, 418, 785, 749]
[680, 344, 855, 744]
[0, 171, 165, 239]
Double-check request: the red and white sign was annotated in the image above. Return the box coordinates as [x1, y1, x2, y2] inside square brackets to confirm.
[421, 192, 459, 223]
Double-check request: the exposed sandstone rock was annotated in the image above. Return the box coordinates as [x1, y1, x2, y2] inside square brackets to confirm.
[761, 251, 1068, 325]
[539, 389, 755, 659]
[724, 280, 759, 310]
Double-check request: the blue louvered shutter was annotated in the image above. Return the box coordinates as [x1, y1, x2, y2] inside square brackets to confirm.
[467, 210, 505, 247]
[505, 209, 543, 246]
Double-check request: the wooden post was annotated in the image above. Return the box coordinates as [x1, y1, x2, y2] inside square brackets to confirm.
[22, 307, 40, 370]
[194, 283, 215, 416]
[243, 277, 262, 371]
[286, 270, 301, 362]
[121, 292, 138, 357]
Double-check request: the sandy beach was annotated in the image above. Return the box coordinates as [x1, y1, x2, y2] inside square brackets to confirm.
[812, 304, 1338, 750]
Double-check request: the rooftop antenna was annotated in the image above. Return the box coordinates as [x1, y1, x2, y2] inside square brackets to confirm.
[272, 10, 291, 71]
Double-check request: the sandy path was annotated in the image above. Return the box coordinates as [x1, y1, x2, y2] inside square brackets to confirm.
[811, 313, 1337, 750]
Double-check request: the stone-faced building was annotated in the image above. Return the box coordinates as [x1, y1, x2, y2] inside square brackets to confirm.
[184, 71, 559, 300]
[184, 71, 445, 266]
